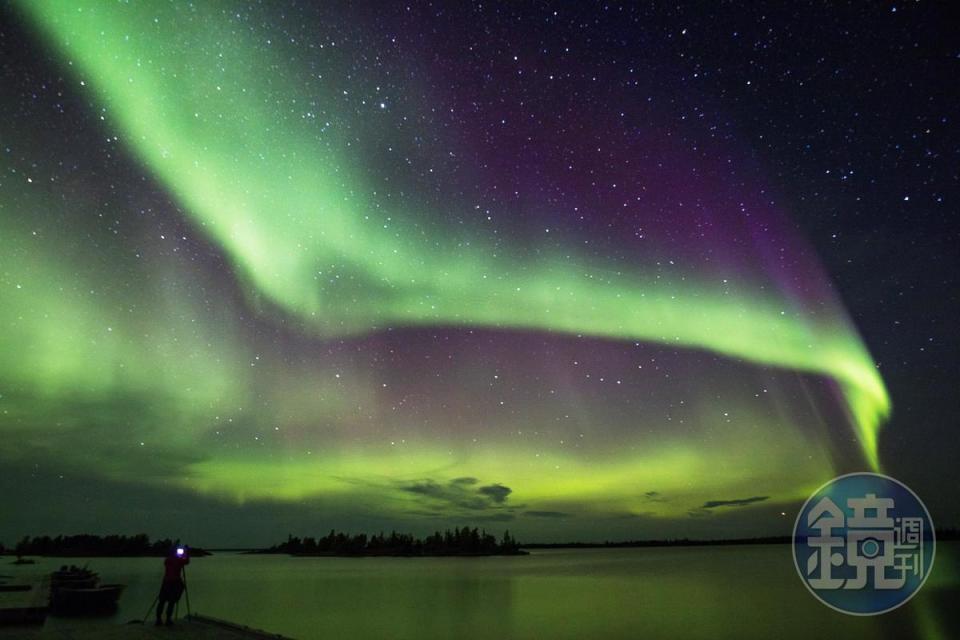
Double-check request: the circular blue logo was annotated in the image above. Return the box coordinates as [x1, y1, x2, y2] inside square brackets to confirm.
[792, 473, 935, 615]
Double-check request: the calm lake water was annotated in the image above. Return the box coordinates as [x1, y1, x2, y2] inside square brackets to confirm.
[4, 543, 958, 639]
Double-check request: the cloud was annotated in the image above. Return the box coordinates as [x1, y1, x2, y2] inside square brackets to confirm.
[478, 483, 512, 504]
[398, 478, 514, 513]
[524, 510, 569, 518]
[700, 496, 769, 509]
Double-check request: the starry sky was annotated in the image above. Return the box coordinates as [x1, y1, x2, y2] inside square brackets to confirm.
[0, 2, 956, 547]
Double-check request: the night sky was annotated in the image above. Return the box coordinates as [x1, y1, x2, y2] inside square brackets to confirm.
[1, 2, 956, 547]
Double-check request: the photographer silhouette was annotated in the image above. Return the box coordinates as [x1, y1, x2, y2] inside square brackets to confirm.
[155, 545, 190, 626]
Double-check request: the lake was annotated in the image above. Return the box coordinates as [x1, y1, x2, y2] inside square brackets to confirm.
[4, 543, 958, 639]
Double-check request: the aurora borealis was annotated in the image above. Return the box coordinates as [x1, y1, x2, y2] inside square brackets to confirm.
[1, 2, 955, 546]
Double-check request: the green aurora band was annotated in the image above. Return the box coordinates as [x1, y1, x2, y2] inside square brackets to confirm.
[3, 2, 890, 521]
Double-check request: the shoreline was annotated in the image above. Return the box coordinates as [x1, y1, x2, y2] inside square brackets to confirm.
[4, 528, 955, 558]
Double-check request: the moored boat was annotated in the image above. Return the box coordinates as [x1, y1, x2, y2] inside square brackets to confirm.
[47, 566, 125, 615]
[50, 566, 99, 590]
[50, 583, 125, 614]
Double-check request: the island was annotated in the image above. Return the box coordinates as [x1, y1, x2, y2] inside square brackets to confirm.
[4, 533, 211, 557]
[253, 527, 526, 557]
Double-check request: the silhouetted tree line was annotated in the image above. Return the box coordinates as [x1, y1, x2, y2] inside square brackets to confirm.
[6, 534, 210, 557]
[257, 527, 525, 556]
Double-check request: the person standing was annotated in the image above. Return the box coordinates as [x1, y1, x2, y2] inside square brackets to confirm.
[155, 546, 189, 626]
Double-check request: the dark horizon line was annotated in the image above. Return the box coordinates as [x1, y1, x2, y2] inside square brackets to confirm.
[206, 536, 800, 551]
[172, 526, 960, 552]
[5, 527, 957, 554]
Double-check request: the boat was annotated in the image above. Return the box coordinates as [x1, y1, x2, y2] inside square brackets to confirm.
[50, 567, 99, 590]
[51, 565, 96, 579]
[51, 575, 99, 589]
[47, 566, 125, 615]
[50, 583, 125, 614]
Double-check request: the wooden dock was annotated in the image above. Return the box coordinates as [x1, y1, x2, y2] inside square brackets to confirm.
[0, 614, 294, 639]
[0, 574, 49, 625]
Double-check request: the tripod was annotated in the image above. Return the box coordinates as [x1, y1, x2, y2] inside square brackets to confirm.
[140, 566, 192, 625]
[174, 566, 192, 620]
[139, 593, 158, 625]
